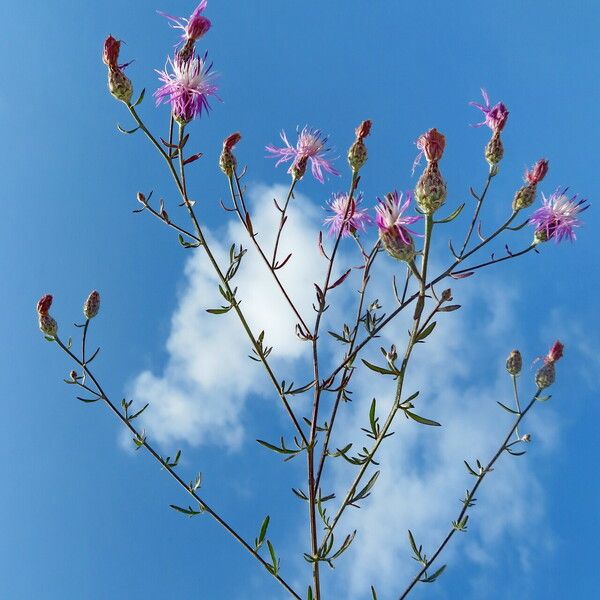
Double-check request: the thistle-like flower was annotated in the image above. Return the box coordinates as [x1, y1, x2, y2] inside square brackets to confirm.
[535, 340, 564, 389]
[219, 132, 242, 177]
[506, 349, 522, 375]
[84, 290, 100, 320]
[159, 1, 212, 62]
[414, 128, 447, 215]
[470, 89, 509, 133]
[375, 191, 421, 261]
[102, 35, 133, 104]
[513, 159, 549, 211]
[155, 53, 218, 124]
[266, 127, 340, 183]
[530, 188, 589, 243]
[37, 294, 58, 338]
[324, 192, 371, 237]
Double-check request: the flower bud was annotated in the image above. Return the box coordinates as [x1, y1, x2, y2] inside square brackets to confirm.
[37, 294, 53, 316]
[137, 192, 148, 205]
[417, 128, 445, 163]
[547, 340, 564, 363]
[380, 228, 416, 262]
[70, 370, 78, 381]
[348, 120, 372, 172]
[108, 68, 133, 104]
[219, 132, 241, 177]
[535, 361, 555, 389]
[521, 433, 531, 442]
[186, 9, 211, 41]
[506, 349, 522, 375]
[533, 227, 549, 244]
[39, 314, 58, 338]
[415, 162, 447, 214]
[487, 102, 509, 133]
[84, 290, 100, 320]
[525, 159, 549, 185]
[485, 131, 504, 167]
[103, 35, 121, 68]
[441, 288, 453, 302]
[512, 183, 536, 211]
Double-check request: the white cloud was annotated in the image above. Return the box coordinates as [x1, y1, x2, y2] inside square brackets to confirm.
[128, 184, 557, 598]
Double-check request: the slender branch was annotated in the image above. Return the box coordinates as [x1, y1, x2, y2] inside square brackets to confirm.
[459, 172, 493, 257]
[271, 180, 298, 268]
[397, 390, 542, 600]
[54, 336, 302, 600]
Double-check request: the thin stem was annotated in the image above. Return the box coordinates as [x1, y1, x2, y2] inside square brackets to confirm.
[459, 172, 493, 257]
[512, 375, 522, 440]
[271, 180, 298, 267]
[397, 390, 541, 600]
[54, 336, 301, 600]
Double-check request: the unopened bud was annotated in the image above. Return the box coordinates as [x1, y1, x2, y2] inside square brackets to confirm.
[387, 345, 398, 362]
[535, 361, 555, 389]
[547, 340, 564, 363]
[521, 433, 531, 442]
[102, 35, 120, 68]
[39, 314, 58, 338]
[219, 132, 241, 177]
[84, 290, 100, 320]
[355, 120, 372, 140]
[37, 294, 53, 316]
[417, 128, 446, 163]
[512, 183, 536, 211]
[506, 349, 522, 375]
[348, 138, 368, 172]
[137, 192, 147, 205]
[70, 370, 78, 381]
[525, 159, 549, 185]
[441, 288, 453, 302]
[415, 162, 447, 214]
[108, 68, 133, 104]
[485, 131, 504, 168]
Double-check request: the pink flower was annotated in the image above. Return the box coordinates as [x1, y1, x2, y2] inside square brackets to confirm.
[37, 294, 53, 316]
[324, 192, 371, 237]
[470, 89, 509, 132]
[546, 340, 564, 363]
[375, 191, 421, 244]
[266, 126, 340, 183]
[530, 188, 589, 243]
[525, 159, 549, 184]
[102, 35, 121, 68]
[154, 53, 218, 123]
[159, 1, 211, 43]
[413, 128, 446, 173]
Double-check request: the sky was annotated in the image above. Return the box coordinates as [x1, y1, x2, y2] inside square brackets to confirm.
[1, 1, 599, 599]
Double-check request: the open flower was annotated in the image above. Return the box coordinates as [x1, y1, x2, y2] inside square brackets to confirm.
[470, 89, 509, 132]
[324, 192, 371, 237]
[159, 1, 211, 43]
[530, 188, 589, 243]
[155, 53, 218, 123]
[375, 191, 422, 261]
[266, 126, 339, 183]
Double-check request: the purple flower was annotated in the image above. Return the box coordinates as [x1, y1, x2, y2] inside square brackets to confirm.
[159, 1, 211, 43]
[375, 191, 421, 244]
[324, 192, 371, 237]
[266, 126, 340, 183]
[470, 89, 509, 132]
[154, 53, 218, 123]
[530, 188, 589, 243]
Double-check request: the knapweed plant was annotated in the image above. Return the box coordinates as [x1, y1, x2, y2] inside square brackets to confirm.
[38, 3, 589, 599]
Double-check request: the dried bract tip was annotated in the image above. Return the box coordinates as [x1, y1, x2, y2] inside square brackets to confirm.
[506, 349, 522, 375]
[37, 294, 53, 316]
[84, 290, 101, 320]
[103, 35, 121, 68]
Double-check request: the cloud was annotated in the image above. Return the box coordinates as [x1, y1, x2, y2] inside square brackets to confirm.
[128, 184, 556, 598]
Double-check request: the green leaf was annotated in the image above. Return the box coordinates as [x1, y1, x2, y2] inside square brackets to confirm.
[206, 306, 231, 314]
[371, 586, 378, 600]
[404, 410, 441, 427]
[267, 540, 279, 575]
[255, 515, 270, 549]
[416, 321, 437, 342]
[361, 359, 397, 376]
[435, 203, 465, 224]
[133, 88, 146, 107]
[351, 470, 380, 504]
[117, 123, 140, 135]
[307, 586, 314, 600]
[129, 403, 149, 420]
[496, 401, 519, 414]
[169, 504, 201, 516]
[420, 563, 447, 583]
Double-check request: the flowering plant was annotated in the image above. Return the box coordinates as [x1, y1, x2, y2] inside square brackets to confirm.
[38, 3, 589, 599]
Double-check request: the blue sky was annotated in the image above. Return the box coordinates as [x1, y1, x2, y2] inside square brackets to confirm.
[1, 1, 599, 599]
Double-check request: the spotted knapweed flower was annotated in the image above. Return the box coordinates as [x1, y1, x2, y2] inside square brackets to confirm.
[219, 132, 242, 177]
[84, 290, 100, 320]
[159, 1, 211, 62]
[324, 192, 371, 237]
[37, 294, 57, 338]
[536, 340, 564, 389]
[375, 191, 421, 261]
[470, 89, 509, 132]
[506, 349, 523, 375]
[266, 127, 340, 183]
[530, 188, 589, 243]
[513, 159, 549, 211]
[414, 128, 447, 214]
[155, 53, 218, 123]
[348, 119, 372, 172]
[102, 35, 133, 104]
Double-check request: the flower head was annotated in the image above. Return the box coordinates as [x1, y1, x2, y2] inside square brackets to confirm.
[37, 294, 57, 338]
[348, 120, 372, 172]
[324, 192, 371, 237]
[84, 290, 100, 320]
[536, 340, 565, 389]
[155, 53, 218, 123]
[266, 126, 340, 183]
[375, 191, 421, 244]
[525, 159, 549, 185]
[37, 294, 53, 316]
[102, 35, 133, 103]
[220, 132, 242, 177]
[159, 1, 211, 42]
[506, 349, 522, 375]
[103, 35, 121, 68]
[546, 340, 564, 364]
[418, 128, 446, 163]
[470, 89, 509, 132]
[530, 188, 589, 243]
